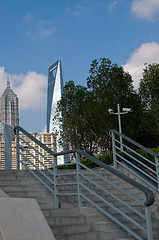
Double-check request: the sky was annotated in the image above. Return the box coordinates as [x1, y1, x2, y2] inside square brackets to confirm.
[0, 0, 159, 133]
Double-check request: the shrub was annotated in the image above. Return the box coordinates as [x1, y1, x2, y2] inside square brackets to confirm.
[55, 148, 158, 170]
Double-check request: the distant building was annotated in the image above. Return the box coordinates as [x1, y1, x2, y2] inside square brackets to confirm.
[0, 131, 56, 170]
[0, 78, 19, 169]
[12, 132, 56, 170]
[46, 59, 63, 133]
[0, 78, 19, 127]
[0, 77, 57, 170]
[0, 123, 5, 169]
[46, 59, 64, 164]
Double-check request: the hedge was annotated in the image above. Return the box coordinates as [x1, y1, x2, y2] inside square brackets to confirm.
[57, 148, 159, 170]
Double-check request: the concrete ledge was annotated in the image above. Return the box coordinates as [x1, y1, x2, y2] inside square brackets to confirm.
[0, 198, 56, 240]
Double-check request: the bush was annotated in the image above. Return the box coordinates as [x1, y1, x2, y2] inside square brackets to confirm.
[97, 152, 113, 165]
[56, 148, 159, 170]
[56, 152, 113, 169]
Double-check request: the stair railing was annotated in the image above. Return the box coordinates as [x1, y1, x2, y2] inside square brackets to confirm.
[14, 126, 155, 240]
[110, 129, 159, 192]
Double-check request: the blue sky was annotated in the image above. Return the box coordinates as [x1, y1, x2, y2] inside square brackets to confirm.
[0, 0, 159, 133]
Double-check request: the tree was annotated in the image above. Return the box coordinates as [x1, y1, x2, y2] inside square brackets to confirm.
[139, 63, 159, 146]
[56, 58, 143, 155]
[87, 58, 143, 142]
[56, 81, 99, 154]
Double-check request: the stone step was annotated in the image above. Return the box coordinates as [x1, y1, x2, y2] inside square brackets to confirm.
[52, 223, 134, 240]
[46, 213, 105, 226]
[46, 207, 149, 235]
[3, 190, 53, 199]
[51, 222, 91, 235]
[0, 169, 158, 240]
[54, 231, 98, 240]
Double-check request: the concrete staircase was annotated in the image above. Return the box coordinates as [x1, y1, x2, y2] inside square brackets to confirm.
[0, 169, 158, 240]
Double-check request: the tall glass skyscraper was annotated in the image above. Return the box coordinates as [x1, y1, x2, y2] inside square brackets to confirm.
[0, 78, 19, 127]
[46, 59, 63, 133]
[46, 59, 64, 163]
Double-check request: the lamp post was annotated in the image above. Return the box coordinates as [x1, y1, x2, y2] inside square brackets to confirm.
[108, 104, 131, 150]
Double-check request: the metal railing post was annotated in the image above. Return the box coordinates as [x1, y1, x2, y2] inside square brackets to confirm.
[145, 206, 153, 240]
[155, 156, 159, 191]
[76, 152, 83, 207]
[15, 127, 20, 170]
[111, 132, 117, 169]
[53, 155, 59, 208]
[4, 124, 12, 170]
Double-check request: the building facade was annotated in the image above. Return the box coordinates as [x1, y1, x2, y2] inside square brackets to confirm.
[46, 59, 63, 133]
[0, 77, 57, 170]
[0, 131, 56, 170]
[46, 59, 64, 164]
[0, 78, 19, 127]
[0, 78, 19, 169]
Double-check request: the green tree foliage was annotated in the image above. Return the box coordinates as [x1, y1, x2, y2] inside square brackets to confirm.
[56, 58, 143, 155]
[139, 63, 159, 146]
[56, 81, 99, 154]
[87, 58, 143, 143]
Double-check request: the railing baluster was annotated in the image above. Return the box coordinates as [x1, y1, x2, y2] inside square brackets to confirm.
[76, 152, 83, 207]
[53, 155, 59, 208]
[145, 206, 153, 240]
[112, 132, 117, 169]
[15, 127, 20, 170]
[155, 156, 159, 190]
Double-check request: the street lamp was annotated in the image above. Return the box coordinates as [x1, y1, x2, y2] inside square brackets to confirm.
[108, 104, 131, 150]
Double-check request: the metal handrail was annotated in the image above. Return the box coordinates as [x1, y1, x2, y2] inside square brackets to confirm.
[14, 125, 154, 206]
[55, 149, 154, 206]
[109, 129, 159, 157]
[109, 129, 159, 192]
[14, 126, 56, 156]
[14, 126, 155, 240]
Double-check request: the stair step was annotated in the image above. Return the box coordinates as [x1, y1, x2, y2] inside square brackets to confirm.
[51, 223, 91, 235]
[54, 231, 98, 240]
[0, 169, 158, 239]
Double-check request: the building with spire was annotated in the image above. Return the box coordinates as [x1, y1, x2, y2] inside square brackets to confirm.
[0, 76, 58, 170]
[46, 59, 64, 164]
[0, 77, 19, 127]
[46, 59, 63, 133]
[0, 77, 19, 170]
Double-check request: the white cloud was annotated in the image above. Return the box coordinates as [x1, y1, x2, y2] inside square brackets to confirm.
[15, 72, 47, 110]
[37, 20, 56, 38]
[23, 13, 56, 38]
[23, 12, 34, 23]
[123, 42, 159, 89]
[131, 0, 159, 19]
[0, 66, 47, 111]
[108, 1, 118, 12]
[72, 5, 91, 17]
[65, 2, 100, 17]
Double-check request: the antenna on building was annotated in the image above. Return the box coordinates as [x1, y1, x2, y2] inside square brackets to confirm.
[7, 75, 10, 88]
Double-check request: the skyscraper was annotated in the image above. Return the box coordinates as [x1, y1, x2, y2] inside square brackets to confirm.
[0, 77, 19, 169]
[0, 78, 19, 127]
[46, 59, 64, 163]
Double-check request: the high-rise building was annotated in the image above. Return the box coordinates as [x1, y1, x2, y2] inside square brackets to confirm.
[46, 59, 64, 164]
[0, 77, 57, 170]
[0, 78, 19, 169]
[0, 78, 19, 127]
[12, 132, 56, 170]
[46, 59, 63, 132]
[0, 129, 56, 170]
[0, 131, 56, 170]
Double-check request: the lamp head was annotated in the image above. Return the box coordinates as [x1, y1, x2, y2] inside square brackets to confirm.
[122, 108, 132, 112]
[108, 109, 114, 114]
